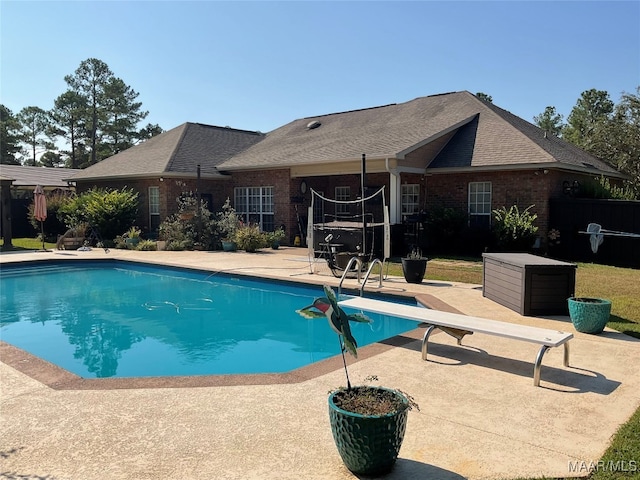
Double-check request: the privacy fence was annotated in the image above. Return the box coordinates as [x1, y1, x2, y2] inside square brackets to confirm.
[549, 198, 640, 269]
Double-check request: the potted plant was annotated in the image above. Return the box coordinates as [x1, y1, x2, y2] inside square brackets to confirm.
[298, 285, 418, 476]
[267, 227, 286, 249]
[401, 247, 428, 284]
[568, 297, 612, 334]
[124, 226, 141, 248]
[217, 198, 240, 251]
[57, 222, 88, 250]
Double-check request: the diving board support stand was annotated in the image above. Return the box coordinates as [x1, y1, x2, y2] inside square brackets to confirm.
[338, 296, 573, 387]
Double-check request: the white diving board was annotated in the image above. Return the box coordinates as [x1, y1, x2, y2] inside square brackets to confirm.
[338, 296, 573, 387]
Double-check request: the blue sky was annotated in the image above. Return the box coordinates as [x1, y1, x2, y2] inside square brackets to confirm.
[1, 1, 638, 134]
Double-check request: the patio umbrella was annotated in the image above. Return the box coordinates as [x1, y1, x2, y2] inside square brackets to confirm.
[33, 185, 48, 251]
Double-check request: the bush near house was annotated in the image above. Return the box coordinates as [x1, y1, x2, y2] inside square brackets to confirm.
[28, 191, 69, 241]
[158, 193, 217, 250]
[57, 187, 139, 246]
[491, 205, 539, 252]
[424, 207, 469, 254]
[233, 223, 268, 252]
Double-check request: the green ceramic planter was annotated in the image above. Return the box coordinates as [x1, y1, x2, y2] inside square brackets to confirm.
[568, 297, 611, 334]
[221, 240, 237, 252]
[328, 386, 409, 476]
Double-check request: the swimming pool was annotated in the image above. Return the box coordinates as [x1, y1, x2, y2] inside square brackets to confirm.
[0, 261, 420, 379]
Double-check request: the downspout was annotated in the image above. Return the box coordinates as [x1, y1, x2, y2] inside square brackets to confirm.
[385, 158, 401, 224]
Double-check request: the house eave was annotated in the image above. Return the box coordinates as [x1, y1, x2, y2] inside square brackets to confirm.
[426, 163, 627, 178]
[69, 171, 231, 183]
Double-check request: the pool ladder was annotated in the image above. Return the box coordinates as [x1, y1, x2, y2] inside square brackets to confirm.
[338, 257, 385, 297]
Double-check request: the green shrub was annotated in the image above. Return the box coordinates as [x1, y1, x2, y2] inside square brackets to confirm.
[492, 204, 539, 251]
[594, 175, 637, 200]
[58, 187, 139, 244]
[234, 224, 268, 252]
[424, 207, 468, 252]
[158, 192, 217, 250]
[266, 227, 286, 247]
[216, 197, 241, 241]
[137, 239, 157, 251]
[28, 190, 70, 240]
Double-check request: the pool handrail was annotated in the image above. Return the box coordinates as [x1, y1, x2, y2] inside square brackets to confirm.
[337, 256, 363, 297]
[359, 258, 383, 296]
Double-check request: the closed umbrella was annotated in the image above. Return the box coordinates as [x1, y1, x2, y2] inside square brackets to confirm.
[33, 185, 48, 252]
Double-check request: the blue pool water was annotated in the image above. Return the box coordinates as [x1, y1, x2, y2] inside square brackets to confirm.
[0, 261, 420, 379]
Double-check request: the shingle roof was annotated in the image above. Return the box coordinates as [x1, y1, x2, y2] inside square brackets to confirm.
[218, 91, 619, 175]
[70, 123, 264, 181]
[472, 99, 618, 173]
[0, 165, 81, 188]
[70, 92, 621, 181]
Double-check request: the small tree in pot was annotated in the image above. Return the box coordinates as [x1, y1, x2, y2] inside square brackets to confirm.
[298, 286, 418, 476]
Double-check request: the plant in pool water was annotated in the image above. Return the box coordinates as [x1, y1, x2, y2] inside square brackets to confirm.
[297, 285, 418, 475]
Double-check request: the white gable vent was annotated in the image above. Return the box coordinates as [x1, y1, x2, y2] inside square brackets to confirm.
[306, 120, 321, 130]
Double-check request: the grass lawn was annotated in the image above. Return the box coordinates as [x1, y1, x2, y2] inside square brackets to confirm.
[2, 239, 638, 479]
[1, 237, 57, 251]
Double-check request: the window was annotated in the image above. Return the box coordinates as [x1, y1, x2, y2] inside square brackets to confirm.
[234, 186, 274, 231]
[335, 186, 350, 216]
[468, 182, 492, 228]
[401, 184, 420, 218]
[149, 186, 160, 231]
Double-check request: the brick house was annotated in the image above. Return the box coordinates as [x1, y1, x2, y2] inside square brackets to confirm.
[69, 91, 625, 254]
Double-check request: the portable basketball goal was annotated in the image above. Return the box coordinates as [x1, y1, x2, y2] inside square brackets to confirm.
[306, 186, 390, 276]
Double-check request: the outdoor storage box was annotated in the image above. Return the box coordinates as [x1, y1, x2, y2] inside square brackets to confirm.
[482, 253, 576, 316]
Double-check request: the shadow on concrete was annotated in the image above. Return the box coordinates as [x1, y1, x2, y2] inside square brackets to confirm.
[353, 459, 467, 479]
[392, 338, 621, 395]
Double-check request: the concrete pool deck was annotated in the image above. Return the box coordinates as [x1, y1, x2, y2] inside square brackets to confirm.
[1, 247, 639, 479]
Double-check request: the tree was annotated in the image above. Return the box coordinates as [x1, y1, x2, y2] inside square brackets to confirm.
[16, 106, 51, 166]
[560, 87, 640, 199]
[39, 151, 65, 168]
[475, 92, 493, 103]
[563, 89, 614, 152]
[102, 77, 148, 155]
[138, 123, 164, 142]
[533, 106, 564, 137]
[50, 90, 88, 169]
[64, 58, 114, 166]
[0, 105, 22, 165]
[606, 87, 640, 197]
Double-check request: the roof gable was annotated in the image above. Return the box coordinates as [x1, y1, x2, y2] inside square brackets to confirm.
[71, 123, 264, 181]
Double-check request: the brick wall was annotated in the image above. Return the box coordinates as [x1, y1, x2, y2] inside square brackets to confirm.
[77, 168, 599, 252]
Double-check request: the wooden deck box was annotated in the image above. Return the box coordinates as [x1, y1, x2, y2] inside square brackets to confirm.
[482, 253, 576, 316]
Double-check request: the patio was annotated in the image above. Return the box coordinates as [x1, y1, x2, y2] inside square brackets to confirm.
[1, 247, 639, 479]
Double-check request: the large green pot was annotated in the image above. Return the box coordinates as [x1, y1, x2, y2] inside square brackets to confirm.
[221, 240, 237, 252]
[328, 386, 409, 476]
[568, 297, 611, 334]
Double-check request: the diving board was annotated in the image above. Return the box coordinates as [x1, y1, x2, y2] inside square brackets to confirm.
[338, 296, 573, 387]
